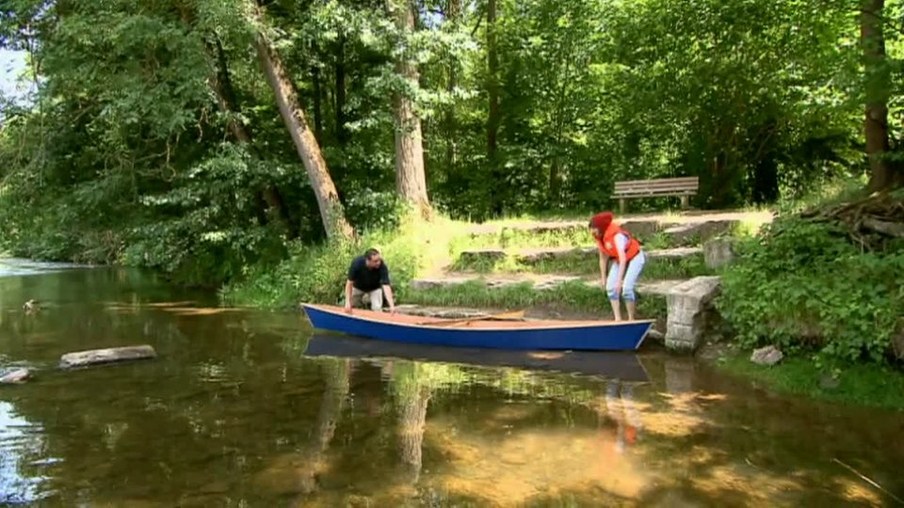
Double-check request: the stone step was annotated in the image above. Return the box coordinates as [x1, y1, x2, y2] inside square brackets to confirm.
[410, 273, 686, 297]
[458, 246, 703, 265]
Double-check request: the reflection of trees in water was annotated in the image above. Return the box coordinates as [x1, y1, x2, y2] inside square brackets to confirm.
[397, 383, 431, 483]
[387, 362, 439, 487]
[0, 303, 323, 505]
[291, 358, 350, 497]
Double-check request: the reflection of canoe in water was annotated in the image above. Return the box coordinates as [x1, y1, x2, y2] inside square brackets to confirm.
[301, 304, 654, 352]
[303, 334, 650, 382]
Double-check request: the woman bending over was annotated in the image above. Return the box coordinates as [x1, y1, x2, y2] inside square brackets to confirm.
[588, 211, 646, 321]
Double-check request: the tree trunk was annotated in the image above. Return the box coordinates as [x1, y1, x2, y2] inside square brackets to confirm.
[444, 0, 461, 172]
[311, 57, 324, 143]
[486, 0, 503, 215]
[861, 0, 903, 191]
[335, 36, 349, 146]
[486, 0, 500, 158]
[387, 0, 432, 219]
[250, 7, 353, 241]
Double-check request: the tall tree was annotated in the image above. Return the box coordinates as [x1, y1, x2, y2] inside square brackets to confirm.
[386, 0, 432, 219]
[249, 2, 354, 240]
[861, 0, 903, 191]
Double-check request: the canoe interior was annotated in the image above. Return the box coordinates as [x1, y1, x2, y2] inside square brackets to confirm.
[302, 304, 654, 330]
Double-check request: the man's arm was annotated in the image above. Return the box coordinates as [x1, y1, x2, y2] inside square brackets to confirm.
[380, 264, 394, 312]
[382, 284, 396, 313]
[344, 280, 355, 313]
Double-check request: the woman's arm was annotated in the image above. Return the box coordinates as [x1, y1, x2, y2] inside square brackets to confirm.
[614, 235, 628, 294]
[599, 251, 609, 285]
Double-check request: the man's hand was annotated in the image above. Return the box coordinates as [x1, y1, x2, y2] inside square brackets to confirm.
[344, 303, 353, 315]
[614, 281, 623, 297]
[389, 305, 396, 315]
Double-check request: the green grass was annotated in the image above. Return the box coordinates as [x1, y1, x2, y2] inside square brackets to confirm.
[449, 226, 590, 252]
[401, 280, 668, 318]
[714, 351, 904, 411]
[451, 248, 711, 279]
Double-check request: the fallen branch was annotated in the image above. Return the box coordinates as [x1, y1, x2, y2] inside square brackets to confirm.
[833, 458, 904, 505]
[862, 217, 904, 238]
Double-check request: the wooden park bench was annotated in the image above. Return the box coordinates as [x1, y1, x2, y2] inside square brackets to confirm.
[612, 176, 699, 213]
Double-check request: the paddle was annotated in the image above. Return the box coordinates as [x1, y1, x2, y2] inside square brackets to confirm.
[417, 309, 525, 327]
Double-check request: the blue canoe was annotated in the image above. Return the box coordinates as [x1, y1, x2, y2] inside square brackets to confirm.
[301, 304, 654, 352]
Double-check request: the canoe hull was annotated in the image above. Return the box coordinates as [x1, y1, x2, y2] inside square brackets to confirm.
[302, 304, 652, 352]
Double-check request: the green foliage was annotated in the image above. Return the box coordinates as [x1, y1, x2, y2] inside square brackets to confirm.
[121, 146, 293, 286]
[1, 0, 902, 302]
[718, 214, 904, 364]
[221, 211, 430, 308]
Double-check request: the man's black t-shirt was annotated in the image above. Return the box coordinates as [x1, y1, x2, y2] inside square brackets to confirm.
[347, 255, 390, 292]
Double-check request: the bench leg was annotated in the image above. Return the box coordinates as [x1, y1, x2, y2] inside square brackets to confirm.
[680, 195, 689, 209]
[619, 198, 626, 214]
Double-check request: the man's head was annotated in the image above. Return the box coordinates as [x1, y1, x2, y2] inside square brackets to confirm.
[588, 211, 613, 239]
[364, 248, 382, 269]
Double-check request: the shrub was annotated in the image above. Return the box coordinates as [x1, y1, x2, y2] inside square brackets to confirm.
[717, 214, 904, 364]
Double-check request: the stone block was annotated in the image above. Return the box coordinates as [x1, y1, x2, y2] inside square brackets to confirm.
[665, 276, 722, 352]
[0, 368, 30, 384]
[663, 220, 735, 245]
[750, 345, 783, 366]
[410, 278, 469, 291]
[458, 249, 506, 264]
[703, 237, 736, 269]
[59, 345, 157, 369]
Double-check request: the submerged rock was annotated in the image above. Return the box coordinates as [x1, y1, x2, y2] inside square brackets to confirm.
[59, 345, 157, 369]
[750, 345, 783, 366]
[0, 368, 31, 384]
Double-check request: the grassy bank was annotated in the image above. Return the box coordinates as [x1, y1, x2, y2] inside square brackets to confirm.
[220, 208, 701, 315]
[711, 349, 904, 411]
[711, 179, 904, 409]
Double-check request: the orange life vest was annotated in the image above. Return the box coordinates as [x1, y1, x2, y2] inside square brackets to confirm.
[597, 222, 641, 261]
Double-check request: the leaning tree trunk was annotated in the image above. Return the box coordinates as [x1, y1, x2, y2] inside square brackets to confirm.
[861, 0, 904, 191]
[250, 6, 354, 240]
[386, 0, 432, 219]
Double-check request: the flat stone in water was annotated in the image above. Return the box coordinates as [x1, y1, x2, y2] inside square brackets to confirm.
[59, 345, 157, 369]
[0, 368, 30, 384]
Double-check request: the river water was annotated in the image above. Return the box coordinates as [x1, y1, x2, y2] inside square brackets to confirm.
[0, 260, 901, 506]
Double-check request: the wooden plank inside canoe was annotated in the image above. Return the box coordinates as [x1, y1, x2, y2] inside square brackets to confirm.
[417, 310, 526, 327]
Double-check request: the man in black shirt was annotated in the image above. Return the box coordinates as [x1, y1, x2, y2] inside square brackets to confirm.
[344, 248, 396, 314]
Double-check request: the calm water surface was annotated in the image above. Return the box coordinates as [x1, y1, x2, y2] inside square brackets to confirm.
[0, 261, 901, 506]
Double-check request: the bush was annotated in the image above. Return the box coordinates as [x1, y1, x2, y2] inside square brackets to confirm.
[717, 214, 904, 364]
[220, 208, 441, 309]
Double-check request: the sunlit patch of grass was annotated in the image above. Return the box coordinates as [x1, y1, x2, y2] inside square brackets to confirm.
[714, 352, 904, 411]
[450, 247, 711, 280]
[400, 280, 668, 319]
[449, 227, 590, 252]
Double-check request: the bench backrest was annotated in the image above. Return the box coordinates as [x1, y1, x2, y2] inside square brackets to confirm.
[613, 176, 699, 195]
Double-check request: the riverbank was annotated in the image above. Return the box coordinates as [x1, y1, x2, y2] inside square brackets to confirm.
[697, 343, 904, 411]
[222, 186, 904, 410]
